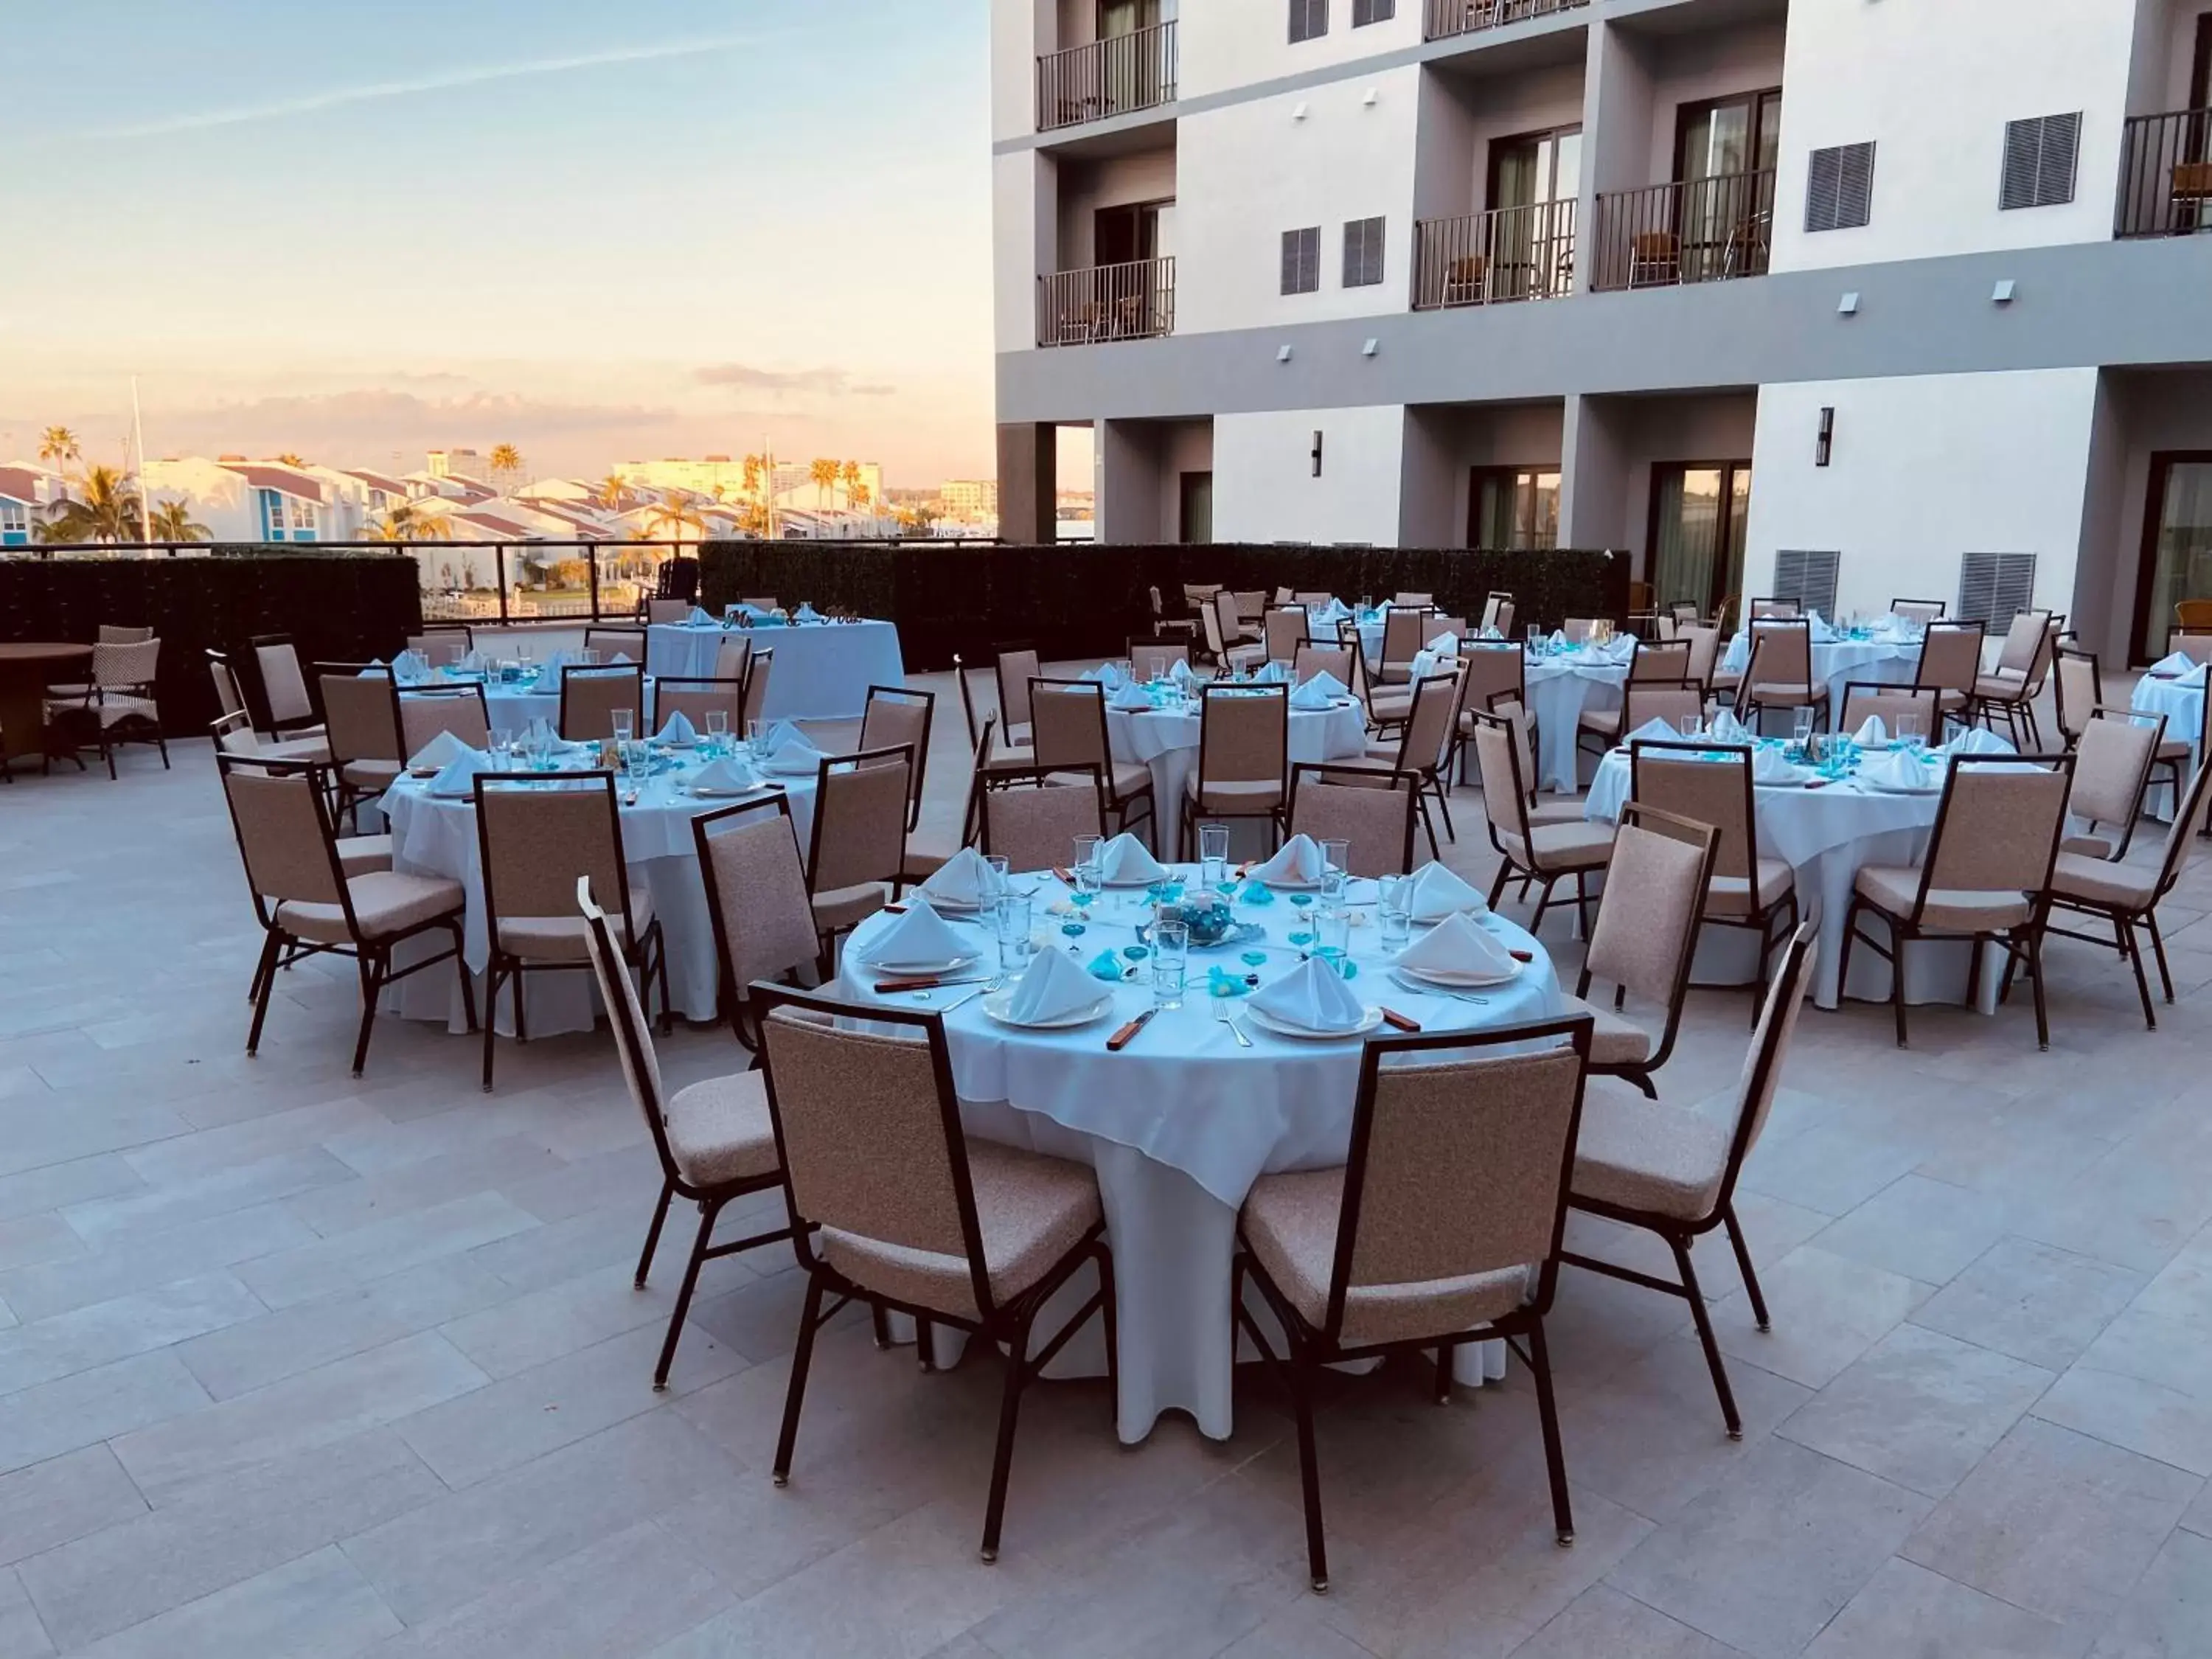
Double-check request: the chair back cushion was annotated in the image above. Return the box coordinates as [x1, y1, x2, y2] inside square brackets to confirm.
[1586, 815, 1709, 1004]
[1632, 747, 1755, 883]
[224, 769, 344, 908]
[256, 641, 313, 725]
[560, 667, 646, 742]
[479, 778, 628, 925]
[983, 775, 1106, 872]
[1916, 623, 1986, 696]
[2069, 714, 2159, 827]
[811, 754, 911, 894]
[1197, 686, 1287, 789]
[400, 690, 490, 756]
[1289, 771, 1416, 877]
[697, 805, 819, 988]
[320, 674, 402, 765]
[1029, 681, 1107, 771]
[1927, 760, 2070, 896]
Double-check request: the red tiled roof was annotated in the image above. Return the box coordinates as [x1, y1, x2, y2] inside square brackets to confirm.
[344, 469, 411, 495]
[0, 467, 41, 504]
[221, 465, 325, 502]
[456, 510, 535, 536]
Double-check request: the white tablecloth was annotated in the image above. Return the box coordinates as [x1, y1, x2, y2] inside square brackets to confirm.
[839, 874, 1563, 1442]
[1584, 748, 2003, 1012]
[645, 620, 904, 720]
[1527, 654, 1629, 793]
[1107, 696, 1371, 857]
[1719, 632, 1923, 714]
[2133, 669, 2206, 821]
[378, 757, 818, 1036]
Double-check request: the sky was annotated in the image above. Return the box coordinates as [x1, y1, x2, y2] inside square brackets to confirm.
[0, 0, 996, 489]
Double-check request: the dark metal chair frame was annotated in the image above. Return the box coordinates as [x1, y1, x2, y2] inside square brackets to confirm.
[1731, 617, 1823, 731]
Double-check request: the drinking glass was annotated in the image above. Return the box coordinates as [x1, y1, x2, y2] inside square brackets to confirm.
[611, 709, 635, 748]
[1318, 866, 1347, 908]
[526, 717, 553, 768]
[1321, 838, 1351, 882]
[705, 710, 728, 751]
[1199, 824, 1231, 891]
[1682, 710, 1706, 739]
[982, 854, 1011, 903]
[490, 727, 513, 770]
[1315, 906, 1351, 970]
[1896, 711, 1925, 752]
[1792, 708, 1815, 754]
[1071, 860, 1099, 919]
[1150, 920, 1189, 1009]
[1378, 875, 1413, 947]
[744, 718, 763, 760]
[1072, 833, 1103, 877]
[994, 894, 1032, 971]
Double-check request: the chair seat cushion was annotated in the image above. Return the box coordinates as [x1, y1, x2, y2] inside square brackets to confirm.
[1184, 775, 1283, 811]
[498, 888, 655, 960]
[1242, 1167, 1531, 1347]
[2059, 833, 2115, 861]
[264, 735, 333, 762]
[340, 759, 403, 790]
[822, 1140, 1101, 1321]
[1576, 706, 1621, 737]
[811, 881, 888, 933]
[1570, 1078, 1731, 1223]
[985, 742, 1036, 773]
[2157, 738, 2191, 762]
[1852, 864, 2031, 933]
[1046, 761, 1152, 800]
[1746, 682, 1826, 703]
[665, 1071, 779, 1189]
[1526, 797, 1587, 827]
[1973, 674, 2028, 701]
[277, 871, 465, 945]
[1708, 857, 1794, 919]
[335, 834, 393, 877]
[1498, 820, 1615, 872]
[1559, 995, 1655, 1067]
[1369, 690, 1413, 718]
[2049, 850, 2158, 911]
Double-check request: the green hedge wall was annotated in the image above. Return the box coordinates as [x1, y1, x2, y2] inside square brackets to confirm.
[700, 543, 1628, 671]
[0, 552, 424, 735]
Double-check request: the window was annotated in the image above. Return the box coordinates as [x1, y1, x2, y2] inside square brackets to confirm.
[1281, 226, 1321, 294]
[289, 500, 319, 538]
[1342, 217, 1385, 288]
[1771, 549, 1841, 619]
[1469, 467, 1560, 550]
[2000, 113, 2081, 210]
[1804, 142, 1875, 232]
[0, 501, 26, 546]
[1289, 0, 1327, 43]
[1956, 552, 2038, 635]
[1352, 0, 1394, 23]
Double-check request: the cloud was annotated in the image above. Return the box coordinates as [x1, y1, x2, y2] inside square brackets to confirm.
[80, 35, 757, 143]
[695, 364, 897, 398]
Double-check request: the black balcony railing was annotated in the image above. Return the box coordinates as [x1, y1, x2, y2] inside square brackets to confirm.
[1413, 200, 1577, 308]
[1037, 257, 1176, 347]
[1590, 170, 1775, 292]
[2118, 108, 2212, 238]
[1037, 21, 1177, 131]
[1424, 0, 1588, 43]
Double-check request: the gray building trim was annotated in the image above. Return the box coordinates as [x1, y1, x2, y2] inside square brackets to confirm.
[997, 236, 2212, 422]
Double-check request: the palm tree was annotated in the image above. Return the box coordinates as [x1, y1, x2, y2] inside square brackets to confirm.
[364, 501, 448, 543]
[640, 489, 706, 543]
[276, 453, 307, 468]
[734, 500, 770, 537]
[489, 443, 524, 486]
[810, 457, 839, 512]
[597, 473, 630, 512]
[41, 464, 142, 544]
[38, 426, 81, 479]
[742, 454, 765, 499]
[840, 460, 863, 509]
[146, 500, 210, 543]
[850, 482, 872, 513]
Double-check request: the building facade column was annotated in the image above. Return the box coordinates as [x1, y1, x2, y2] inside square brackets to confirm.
[995, 422, 1058, 544]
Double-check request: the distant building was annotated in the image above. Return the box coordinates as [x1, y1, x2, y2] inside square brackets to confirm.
[425, 448, 484, 481]
[0, 467, 56, 545]
[940, 479, 999, 519]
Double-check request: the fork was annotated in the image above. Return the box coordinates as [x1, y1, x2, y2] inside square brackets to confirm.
[1215, 1006, 1253, 1047]
[933, 976, 1004, 1012]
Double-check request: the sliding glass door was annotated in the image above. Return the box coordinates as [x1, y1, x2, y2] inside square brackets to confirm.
[1650, 462, 1751, 619]
[1468, 467, 1560, 550]
[2138, 453, 2212, 661]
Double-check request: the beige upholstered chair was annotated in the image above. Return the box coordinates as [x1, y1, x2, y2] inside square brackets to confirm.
[474, 771, 666, 1090]
[581, 625, 647, 664]
[1565, 925, 1815, 1437]
[1733, 619, 1823, 728]
[45, 639, 166, 778]
[981, 765, 1110, 872]
[1420, 612, 1466, 647]
[318, 670, 404, 825]
[397, 686, 490, 757]
[859, 685, 935, 832]
[1837, 754, 2074, 1048]
[1290, 640, 1351, 689]
[1232, 589, 1268, 630]
[1470, 712, 1615, 933]
[692, 795, 822, 1052]
[2051, 645, 2101, 751]
[1205, 595, 1265, 671]
[1182, 683, 1290, 852]
[1374, 605, 1426, 685]
[1031, 679, 1154, 846]
[1578, 644, 1699, 756]
[218, 754, 471, 1076]
[1391, 590, 1433, 607]
[1680, 625, 1724, 695]
[1451, 644, 1526, 783]
[1890, 598, 1946, 625]
[1630, 738, 1801, 1016]
[994, 647, 1042, 747]
[1263, 606, 1308, 664]
[1492, 597, 1517, 638]
[652, 677, 745, 740]
[1147, 586, 1198, 641]
[955, 654, 1034, 780]
[1479, 591, 1512, 633]
[406, 629, 470, 667]
[211, 724, 389, 872]
[2172, 630, 2212, 666]
[644, 598, 689, 626]
[251, 635, 321, 736]
[757, 989, 1112, 1564]
[580, 879, 791, 1388]
[1343, 671, 1458, 858]
[714, 633, 753, 683]
[1294, 590, 1332, 608]
[558, 665, 645, 742]
[1564, 617, 1600, 643]
[1747, 599, 1798, 620]
[2059, 710, 2163, 861]
[1971, 610, 2059, 748]
[1913, 620, 1986, 721]
[1838, 681, 1940, 742]
[1235, 1017, 1596, 1587]
[1286, 763, 1417, 876]
[741, 648, 775, 731]
[208, 650, 248, 723]
[1561, 804, 1719, 1097]
[804, 745, 914, 952]
[1479, 693, 1582, 828]
[1130, 639, 1190, 680]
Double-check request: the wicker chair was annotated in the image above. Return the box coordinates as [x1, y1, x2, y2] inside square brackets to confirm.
[45, 639, 167, 778]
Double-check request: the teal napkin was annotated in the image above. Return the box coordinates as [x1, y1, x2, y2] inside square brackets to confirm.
[1086, 950, 1124, 983]
[1239, 880, 1275, 905]
[1206, 966, 1251, 998]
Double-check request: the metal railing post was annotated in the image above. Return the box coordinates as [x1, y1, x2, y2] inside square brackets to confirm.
[495, 543, 511, 627]
[588, 541, 603, 621]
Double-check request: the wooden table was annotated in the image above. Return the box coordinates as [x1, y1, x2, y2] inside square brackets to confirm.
[0, 644, 91, 770]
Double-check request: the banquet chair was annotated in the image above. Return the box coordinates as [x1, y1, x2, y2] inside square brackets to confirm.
[1420, 613, 1467, 647]
[475, 770, 667, 1091]
[741, 649, 775, 732]
[1273, 586, 1295, 605]
[397, 685, 491, 758]
[1747, 599, 1798, 620]
[741, 596, 779, 613]
[1492, 597, 1517, 638]
[1564, 926, 1815, 1437]
[2169, 630, 2212, 666]
[251, 635, 322, 737]
[994, 646, 1043, 748]
[1564, 618, 1599, 644]
[694, 795, 825, 1051]
[859, 684, 936, 833]
[1182, 682, 1290, 854]
[1286, 763, 1418, 876]
[1391, 591, 1433, 608]
[1691, 625, 1733, 700]
[1576, 641, 1692, 758]
[1733, 619, 1824, 731]
[1913, 620, 1986, 725]
[1669, 601, 1704, 625]
[558, 664, 646, 742]
[1340, 671, 1458, 858]
[955, 657, 1034, 787]
[712, 633, 752, 682]
[1206, 594, 1266, 672]
[2060, 710, 2163, 862]
[1837, 753, 2074, 1049]
[218, 754, 472, 1077]
[318, 669, 404, 828]
[804, 745, 914, 964]
[2045, 751, 2212, 1029]
[1480, 591, 1513, 634]
[406, 627, 472, 667]
[580, 625, 647, 664]
[1183, 582, 1223, 612]
[757, 988, 1113, 1565]
[1481, 692, 1585, 830]
[1375, 606, 1427, 686]
[1263, 606, 1309, 665]
[1030, 678, 1155, 847]
[1470, 712, 1615, 935]
[1294, 591, 1332, 608]
[214, 741, 392, 874]
[579, 879, 793, 1388]
[1838, 682, 1941, 743]
[1970, 609, 2058, 749]
[1147, 585, 1198, 642]
[1130, 638, 1191, 681]
[652, 677, 745, 742]
[46, 639, 167, 779]
[1293, 639, 1354, 689]
[1234, 1017, 1594, 1587]
[1890, 598, 1946, 626]
[981, 764, 1110, 872]
[643, 598, 689, 626]
[209, 650, 250, 723]
[1232, 590, 1269, 632]
[1450, 644, 1526, 785]
[1612, 680, 1708, 745]
[2051, 646, 2101, 751]
[1630, 739, 1801, 1020]
[1559, 804, 1717, 1099]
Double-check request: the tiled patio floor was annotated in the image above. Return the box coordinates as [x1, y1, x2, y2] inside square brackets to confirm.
[0, 670, 2208, 1657]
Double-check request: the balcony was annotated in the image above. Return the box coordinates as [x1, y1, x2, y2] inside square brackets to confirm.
[1424, 0, 1588, 44]
[1590, 169, 1775, 292]
[1037, 257, 1176, 347]
[1036, 22, 1176, 133]
[1413, 201, 1577, 309]
[2117, 108, 2212, 238]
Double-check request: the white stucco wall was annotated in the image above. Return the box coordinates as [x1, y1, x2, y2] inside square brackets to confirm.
[995, 150, 1051, 354]
[1742, 369, 2100, 622]
[1180, 0, 1419, 101]
[1213, 404, 1407, 545]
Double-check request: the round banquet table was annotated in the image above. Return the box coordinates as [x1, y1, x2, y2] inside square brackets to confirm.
[0, 643, 92, 768]
[645, 619, 903, 720]
[1526, 649, 1631, 794]
[2132, 667, 2206, 820]
[1106, 692, 1371, 858]
[1717, 630, 1922, 713]
[1582, 746, 2006, 1012]
[378, 751, 819, 1035]
[837, 871, 1565, 1444]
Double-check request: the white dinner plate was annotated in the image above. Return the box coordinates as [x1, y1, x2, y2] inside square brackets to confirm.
[1100, 874, 1169, 889]
[1409, 904, 1491, 927]
[862, 953, 979, 976]
[1245, 1004, 1386, 1041]
[1248, 874, 1321, 891]
[1394, 958, 1523, 990]
[979, 990, 1116, 1030]
[686, 781, 772, 799]
[1862, 779, 1943, 796]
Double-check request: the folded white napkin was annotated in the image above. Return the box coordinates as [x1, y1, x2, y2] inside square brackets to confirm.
[408, 730, 476, 772]
[1708, 709, 1753, 744]
[1251, 956, 1366, 1032]
[1167, 658, 1194, 686]
[1428, 633, 1459, 658]
[655, 710, 698, 745]
[1405, 860, 1486, 924]
[1087, 661, 1127, 690]
[2150, 650, 2199, 676]
[1096, 832, 1166, 885]
[428, 748, 494, 798]
[863, 899, 968, 969]
[1751, 745, 1811, 785]
[1109, 682, 1154, 712]
[1947, 726, 2016, 757]
[1290, 672, 1346, 710]
[607, 652, 633, 666]
[756, 720, 804, 754]
[536, 650, 568, 679]
[1397, 911, 1519, 981]
[1004, 948, 1105, 1024]
[1408, 649, 1439, 683]
[1548, 630, 1568, 650]
[1625, 717, 1684, 747]
[919, 846, 994, 910]
[687, 607, 716, 627]
[1251, 659, 1290, 684]
[1851, 714, 1889, 746]
[1859, 748, 1936, 790]
[793, 602, 821, 622]
[689, 755, 759, 794]
[1252, 833, 1326, 886]
[763, 740, 827, 776]
[1603, 636, 1637, 664]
